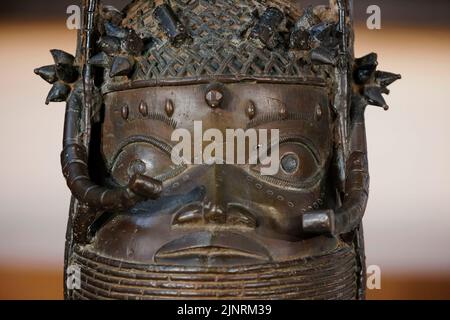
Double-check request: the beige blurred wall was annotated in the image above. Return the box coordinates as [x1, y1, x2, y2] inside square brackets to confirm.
[0, 21, 449, 278]
[0, 22, 75, 268]
[356, 26, 450, 274]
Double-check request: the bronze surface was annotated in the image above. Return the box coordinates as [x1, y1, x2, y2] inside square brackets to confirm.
[35, 0, 400, 300]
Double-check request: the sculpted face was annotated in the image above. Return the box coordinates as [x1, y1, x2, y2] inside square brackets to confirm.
[36, 0, 400, 299]
[96, 82, 336, 265]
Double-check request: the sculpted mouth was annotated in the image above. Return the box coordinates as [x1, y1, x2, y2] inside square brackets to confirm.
[155, 231, 271, 266]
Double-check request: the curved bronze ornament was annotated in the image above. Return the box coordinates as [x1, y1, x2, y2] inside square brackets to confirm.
[36, 0, 400, 300]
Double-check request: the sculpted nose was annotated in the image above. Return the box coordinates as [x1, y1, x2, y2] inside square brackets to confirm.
[203, 202, 227, 224]
[172, 164, 257, 228]
[172, 200, 256, 229]
[202, 163, 227, 209]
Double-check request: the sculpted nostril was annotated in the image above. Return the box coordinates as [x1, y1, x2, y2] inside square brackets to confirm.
[172, 200, 256, 229]
[204, 205, 227, 224]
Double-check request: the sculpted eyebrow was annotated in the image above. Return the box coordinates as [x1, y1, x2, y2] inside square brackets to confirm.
[144, 112, 178, 129]
[246, 111, 315, 129]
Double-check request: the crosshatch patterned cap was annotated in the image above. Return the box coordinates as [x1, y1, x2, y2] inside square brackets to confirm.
[94, 0, 342, 92]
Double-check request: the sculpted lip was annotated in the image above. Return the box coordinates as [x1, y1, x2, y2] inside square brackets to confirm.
[155, 231, 272, 265]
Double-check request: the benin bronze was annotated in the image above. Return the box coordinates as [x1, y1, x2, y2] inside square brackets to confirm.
[35, 0, 400, 300]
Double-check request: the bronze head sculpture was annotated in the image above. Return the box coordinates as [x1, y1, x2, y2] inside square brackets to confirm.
[35, 0, 400, 300]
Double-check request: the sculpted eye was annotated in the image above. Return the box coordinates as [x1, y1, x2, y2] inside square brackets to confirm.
[251, 139, 322, 188]
[111, 140, 185, 186]
[276, 142, 319, 182]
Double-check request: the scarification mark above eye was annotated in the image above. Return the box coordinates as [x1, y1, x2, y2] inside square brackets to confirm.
[116, 103, 178, 128]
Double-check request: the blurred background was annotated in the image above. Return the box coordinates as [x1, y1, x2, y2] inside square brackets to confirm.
[0, 0, 449, 300]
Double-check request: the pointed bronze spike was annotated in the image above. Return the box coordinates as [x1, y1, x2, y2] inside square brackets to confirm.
[289, 6, 319, 50]
[102, 5, 124, 26]
[104, 21, 128, 39]
[380, 87, 390, 95]
[50, 49, 75, 65]
[34, 65, 57, 84]
[45, 82, 71, 105]
[375, 71, 402, 88]
[309, 22, 335, 44]
[310, 47, 336, 65]
[289, 29, 310, 50]
[123, 30, 144, 55]
[110, 56, 134, 77]
[354, 53, 379, 85]
[355, 52, 378, 68]
[250, 7, 284, 48]
[55, 64, 79, 83]
[154, 3, 189, 46]
[88, 52, 111, 68]
[294, 6, 318, 30]
[97, 36, 121, 55]
[364, 86, 389, 110]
